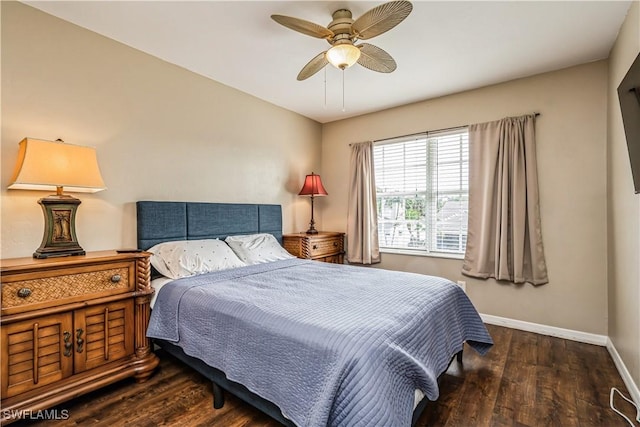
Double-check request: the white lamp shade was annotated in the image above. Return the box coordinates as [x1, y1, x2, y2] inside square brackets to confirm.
[8, 138, 106, 193]
[326, 44, 361, 70]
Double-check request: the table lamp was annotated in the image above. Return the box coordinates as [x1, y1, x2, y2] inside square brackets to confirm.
[298, 172, 328, 234]
[8, 138, 106, 258]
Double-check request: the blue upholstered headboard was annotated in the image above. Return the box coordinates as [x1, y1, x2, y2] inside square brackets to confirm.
[136, 201, 283, 250]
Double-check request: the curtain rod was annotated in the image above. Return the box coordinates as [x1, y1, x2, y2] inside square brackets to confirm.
[349, 112, 541, 146]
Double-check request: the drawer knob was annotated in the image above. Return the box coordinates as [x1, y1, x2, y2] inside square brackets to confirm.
[110, 274, 122, 283]
[333, 242, 338, 247]
[63, 331, 73, 357]
[312, 245, 318, 250]
[17, 288, 32, 298]
[76, 328, 84, 353]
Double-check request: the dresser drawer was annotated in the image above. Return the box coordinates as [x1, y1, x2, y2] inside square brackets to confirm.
[1, 261, 135, 314]
[307, 237, 343, 258]
[283, 232, 345, 263]
[316, 254, 345, 264]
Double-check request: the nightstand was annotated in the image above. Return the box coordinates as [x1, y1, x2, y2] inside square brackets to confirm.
[283, 232, 345, 264]
[0, 251, 159, 425]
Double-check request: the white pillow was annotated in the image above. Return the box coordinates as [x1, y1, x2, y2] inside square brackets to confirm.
[148, 239, 246, 279]
[225, 233, 295, 265]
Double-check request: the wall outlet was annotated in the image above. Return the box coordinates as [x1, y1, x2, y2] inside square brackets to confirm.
[456, 280, 466, 293]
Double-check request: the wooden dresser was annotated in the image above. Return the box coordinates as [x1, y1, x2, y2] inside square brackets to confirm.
[283, 232, 345, 264]
[0, 251, 159, 425]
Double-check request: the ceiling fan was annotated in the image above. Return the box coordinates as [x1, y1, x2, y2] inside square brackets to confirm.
[271, 1, 413, 81]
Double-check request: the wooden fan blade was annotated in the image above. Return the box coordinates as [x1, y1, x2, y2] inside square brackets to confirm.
[271, 15, 334, 39]
[297, 52, 329, 81]
[356, 43, 397, 73]
[351, 1, 413, 40]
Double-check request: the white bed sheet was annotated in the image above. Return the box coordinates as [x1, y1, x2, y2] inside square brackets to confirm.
[150, 276, 173, 309]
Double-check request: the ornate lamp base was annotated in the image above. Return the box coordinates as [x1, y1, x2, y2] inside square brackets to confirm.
[306, 194, 319, 234]
[34, 194, 85, 259]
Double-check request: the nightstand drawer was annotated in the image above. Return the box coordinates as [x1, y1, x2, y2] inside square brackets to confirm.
[1, 261, 134, 314]
[315, 254, 345, 264]
[308, 237, 343, 258]
[283, 232, 345, 264]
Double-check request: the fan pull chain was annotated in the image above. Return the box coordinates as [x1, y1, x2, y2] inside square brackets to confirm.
[324, 67, 327, 109]
[342, 69, 346, 112]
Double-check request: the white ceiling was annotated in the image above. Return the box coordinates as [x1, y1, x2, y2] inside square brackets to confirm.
[24, 1, 632, 123]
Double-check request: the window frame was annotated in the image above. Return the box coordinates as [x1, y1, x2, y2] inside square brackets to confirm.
[374, 127, 469, 259]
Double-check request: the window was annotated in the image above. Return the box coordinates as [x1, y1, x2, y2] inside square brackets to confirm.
[374, 127, 469, 257]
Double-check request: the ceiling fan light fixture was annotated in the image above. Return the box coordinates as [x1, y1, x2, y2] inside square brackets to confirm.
[326, 44, 361, 70]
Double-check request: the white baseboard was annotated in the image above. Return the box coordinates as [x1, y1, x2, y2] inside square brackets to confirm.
[480, 313, 608, 346]
[480, 313, 639, 406]
[607, 338, 640, 406]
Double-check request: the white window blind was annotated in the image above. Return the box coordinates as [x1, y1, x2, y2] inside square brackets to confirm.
[374, 127, 469, 256]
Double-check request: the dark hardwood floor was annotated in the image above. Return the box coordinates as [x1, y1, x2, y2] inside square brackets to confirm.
[11, 325, 636, 426]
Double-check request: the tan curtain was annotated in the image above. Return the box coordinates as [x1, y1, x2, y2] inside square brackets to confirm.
[462, 115, 548, 285]
[347, 141, 380, 264]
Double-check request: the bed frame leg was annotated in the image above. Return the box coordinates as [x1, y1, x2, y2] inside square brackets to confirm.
[212, 382, 225, 409]
[456, 349, 463, 364]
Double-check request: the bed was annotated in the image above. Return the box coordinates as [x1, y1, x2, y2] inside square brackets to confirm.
[137, 201, 493, 427]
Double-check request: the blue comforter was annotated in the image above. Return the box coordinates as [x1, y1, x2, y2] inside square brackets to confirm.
[147, 259, 492, 427]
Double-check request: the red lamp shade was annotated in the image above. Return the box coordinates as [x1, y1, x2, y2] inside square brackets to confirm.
[298, 173, 328, 196]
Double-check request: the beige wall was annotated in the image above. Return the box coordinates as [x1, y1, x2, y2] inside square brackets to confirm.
[607, 0, 640, 393]
[322, 61, 609, 335]
[0, 2, 322, 259]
